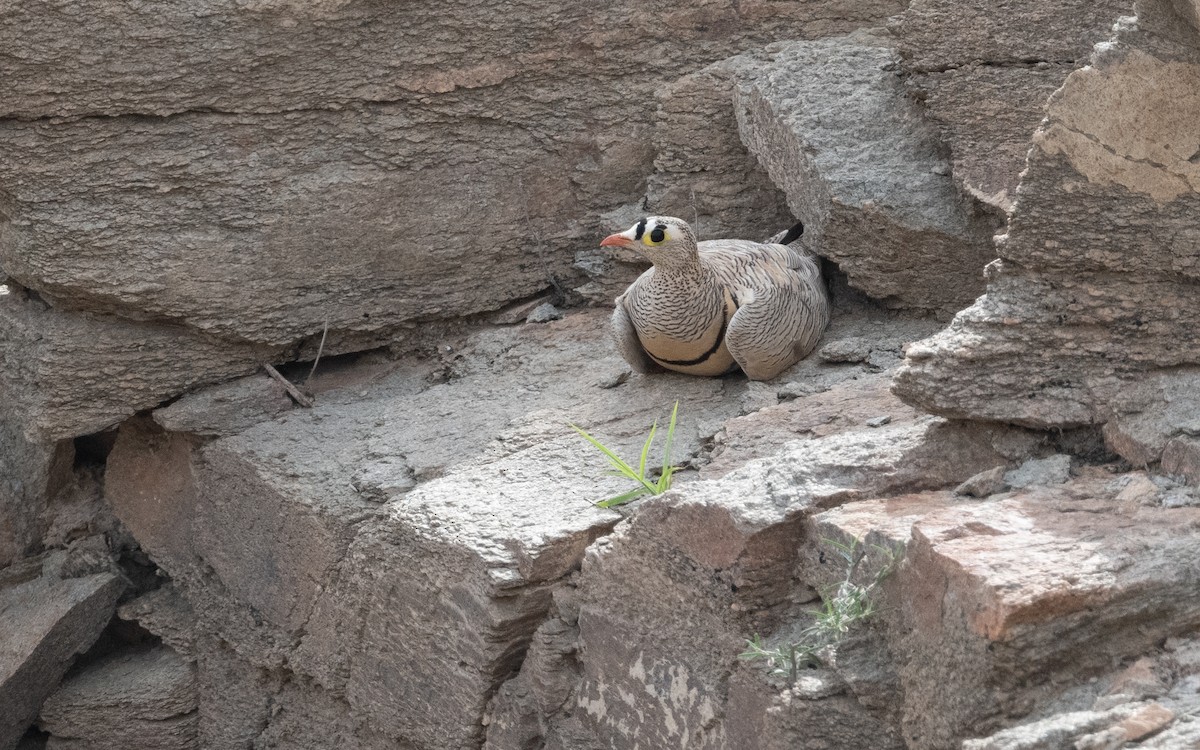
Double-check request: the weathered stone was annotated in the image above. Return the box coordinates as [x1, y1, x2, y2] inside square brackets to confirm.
[1004, 454, 1072, 489]
[723, 669, 906, 750]
[893, 0, 1129, 71]
[810, 469, 1200, 749]
[38, 646, 198, 750]
[0, 0, 900, 121]
[560, 409, 1030, 748]
[644, 52, 795, 242]
[819, 337, 873, 364]
[955, 466, 1009, 498]
[961, 702, 1150, 750]
[0, 0, 900, 378]
[152, 374, 294, 437]
[1101, 371, 1200, 466]
[525, 303, 563, 324]
[0, 408, 72, 567]
[105, 310, 761, 748]
[905, 65, 1077, 213]
[894, 15, 1200, 428]
[0, 552, 124, 749]
[117, 587, 198, 660]
[733, 33, 998, 315]
[1164, 437, 1200, 485]
[0, 286, 275, 441]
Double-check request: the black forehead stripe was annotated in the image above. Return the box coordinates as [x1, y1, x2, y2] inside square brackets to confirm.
[634, 218, 647, 240]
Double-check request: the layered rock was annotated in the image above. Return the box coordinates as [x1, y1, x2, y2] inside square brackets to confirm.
[104, 310, 762, 748]
[482, 351, 1042, 748]
[0, 551, 124, 750]
[0, 0, 902, 426]
[38, 646, 198, 750]
[895, 4, 1200, 438]
[0, 285, 275, 441]
[891, 0, 1130, 212]
[808, 468, 1200, 748]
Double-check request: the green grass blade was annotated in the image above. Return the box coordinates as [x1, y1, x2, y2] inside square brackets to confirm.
[637, 420, 658, 480]
[570, 423, 658, 493]
[596, 488, 649, 508]
[660, 401, 679, 484]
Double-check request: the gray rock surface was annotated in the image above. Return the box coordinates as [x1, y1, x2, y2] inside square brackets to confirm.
[151, 374, 294, 438]
[0, 552, 125, 749]
[39, 646, 198, 750]
[733, 33, 998, 315]
[0, 286, 275, 441]
[955, 466, 1009, 498]
[1004, 454, 1072, 489]
[895, 10, 1200, 428]
[0, 411, 71, 567]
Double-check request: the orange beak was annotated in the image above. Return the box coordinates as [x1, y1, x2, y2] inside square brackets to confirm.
[600, 233, 633, 248]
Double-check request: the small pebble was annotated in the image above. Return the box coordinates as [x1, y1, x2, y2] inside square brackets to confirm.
[597, 369, 631, 389]
[818, 337, 871, 364]
[526, 303, 564, 323]
[865, 415, 891, 428]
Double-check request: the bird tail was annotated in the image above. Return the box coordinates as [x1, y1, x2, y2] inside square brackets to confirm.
[766, 221, 805, 246]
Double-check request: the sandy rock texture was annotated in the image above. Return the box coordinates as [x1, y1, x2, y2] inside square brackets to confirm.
[896, 3, 1200, 437]
[5, 0, 1200, 747]
[101, 310, 788, 748]
[733, 32, 998, 315]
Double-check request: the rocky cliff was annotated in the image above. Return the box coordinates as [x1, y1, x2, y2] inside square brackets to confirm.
[3, 0, 1200, 749]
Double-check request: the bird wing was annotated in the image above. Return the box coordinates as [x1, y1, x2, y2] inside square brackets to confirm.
[699, 239, 830, 380]
[611, 289, 661, 374]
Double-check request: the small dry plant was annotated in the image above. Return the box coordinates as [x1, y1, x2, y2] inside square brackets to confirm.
[741, 536, 897, 682]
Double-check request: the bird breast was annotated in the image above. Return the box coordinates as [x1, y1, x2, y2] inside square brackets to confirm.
[627, 275, 738, 376]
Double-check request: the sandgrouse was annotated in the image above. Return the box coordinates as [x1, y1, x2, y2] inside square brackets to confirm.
[601, 216, 830, 381]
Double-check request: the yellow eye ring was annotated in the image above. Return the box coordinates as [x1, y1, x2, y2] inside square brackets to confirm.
[644, 226, 667, 245]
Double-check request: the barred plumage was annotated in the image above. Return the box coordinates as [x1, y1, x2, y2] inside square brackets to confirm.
[601, 216, 830, 381]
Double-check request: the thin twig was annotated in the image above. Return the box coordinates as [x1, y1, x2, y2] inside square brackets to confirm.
[306, 317, 329, 384]
[262, 363, 314, 408]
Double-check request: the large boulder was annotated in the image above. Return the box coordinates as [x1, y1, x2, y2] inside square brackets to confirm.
[733, 33, 999, 316]
[894, 3, 1200, 430]
[104, 310, 756, 748]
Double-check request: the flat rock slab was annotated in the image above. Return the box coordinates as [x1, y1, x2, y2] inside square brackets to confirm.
[39, 646, 198, 750]
[0, 552, 124, 749]
[733, 33, 997, 315]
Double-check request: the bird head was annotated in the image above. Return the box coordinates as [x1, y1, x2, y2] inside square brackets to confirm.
[600, 216, 699, 270]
